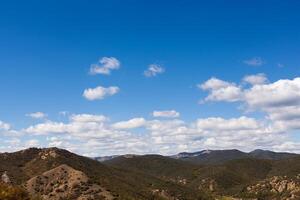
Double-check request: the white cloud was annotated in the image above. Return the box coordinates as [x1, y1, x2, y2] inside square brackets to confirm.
[0, 121, 10, 130]
[243, 57, 264, 66]
[196, 116, 261, 131]
[243, 73, 268, 85]
[244, 78, 300, 109]
[146, 119, 188, 135]
[112, 118, 146, 129]
[83, 86, 119, 101]
[144, 64, 165, 77]
[25, 122, 68, 135]
[199, 77, 243, 102]
[4, 75, 300, 155]
[26, 112, 47, 119]
[153, 110, 180, 118]
[272, 141, 300, 153]
[199, 77, 233, 90]
[200, 76, 300, 132]
[70, 114, 108, 123]
[0, 112, 298, 155]
[90, 57, 120, 75]
[25, 139, 40, 147]
[200, 76, 300, 109]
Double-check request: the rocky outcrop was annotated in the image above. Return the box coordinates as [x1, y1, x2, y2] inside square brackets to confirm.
[246, 175, 300, 200]
[38, 148, 59, 160]
[25, 164, 113, 200]
[1, 171, 11, 184]
[198, 178, 217, 192]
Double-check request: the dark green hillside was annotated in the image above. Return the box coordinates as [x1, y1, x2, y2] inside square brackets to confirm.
[173, 149, 298, 165]
[249, 149, 298, 160]
[176, 149, 248, 164]
[269, 155, 300, 177]
[191, 158, 273, 195]
[105, 154, 200, 180]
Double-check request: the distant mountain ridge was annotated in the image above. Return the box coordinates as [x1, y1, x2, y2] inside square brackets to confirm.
[96, 149, 298, 164]
[172, 149, 298, 164]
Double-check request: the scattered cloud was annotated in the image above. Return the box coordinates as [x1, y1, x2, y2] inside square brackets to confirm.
[243, 57, 264, 66]
[90, 57, 120, 75]
[243, 78, 300, 109]
[25, 139, 40, 147]
[70, 114, 108, 123]
[200, 76, 300, 132]
[83, 86, 119, 100]
[0, 121, 10, 130]
[25, 121, 68, 135]
[2, 74, 300, 155]
[196, 116, 261, 131]
[243, 73, 268, 85]
[144, 64, 165, 77]
[59, 111, 69, 116]
[26, 112, 47, 119]
[199, 77, 243, 102]
[153, 110, 180, 118]
[0, 110, 297, 155]
[112, 118, 146, 129]
[199, 77, 233, 90]
[273, 141, 300, 153]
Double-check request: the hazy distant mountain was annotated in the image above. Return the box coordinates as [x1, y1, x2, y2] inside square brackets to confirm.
[94, 155, 119, 162]
[171, 149, 298, 164]
[171, 149, 247, 164]
[248, 149, 298, 160]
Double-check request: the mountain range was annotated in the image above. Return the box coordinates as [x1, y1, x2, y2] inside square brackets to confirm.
[1, 148, 300, 200]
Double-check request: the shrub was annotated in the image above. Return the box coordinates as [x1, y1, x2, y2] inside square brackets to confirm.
[0, 183, 30, 200]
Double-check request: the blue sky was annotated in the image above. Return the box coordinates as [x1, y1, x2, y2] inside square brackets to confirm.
[0, 1, 300, 156]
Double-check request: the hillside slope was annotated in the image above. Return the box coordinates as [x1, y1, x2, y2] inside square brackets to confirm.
[0, 148, 213, 200]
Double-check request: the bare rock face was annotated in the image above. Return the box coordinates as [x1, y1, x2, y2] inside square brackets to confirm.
[246, 175, 300, 200]
[1, 171, 11, 184]
[38, 148, 59, 160]
[198, 178, 217, 192]
[25, 164, 113, 200]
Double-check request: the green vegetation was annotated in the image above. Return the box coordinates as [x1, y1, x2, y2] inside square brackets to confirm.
[1, 147, 300, 199]
[0, 183, 30, 200]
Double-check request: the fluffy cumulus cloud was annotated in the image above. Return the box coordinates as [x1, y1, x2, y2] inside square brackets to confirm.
[152, 110, 180, 118]
[26, 112, 47, 119]
[199, 77, 243, 102]
[0, 111, 299, 155]
[243, 57, 264, 66]
[200, 75, 300, 132]
[83, 86, 119, 100]
[272, 141, 300, 153]
[0, 137, 43, 153]
[244, 78, 300, 109]
[90, 57, 120, 75]
[112, 118, 146, 129]
[1, 75, 300, 156]
[144, 64, 165, 77]
[196, 117, 261, 131]
[243, 73, 268, 85]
